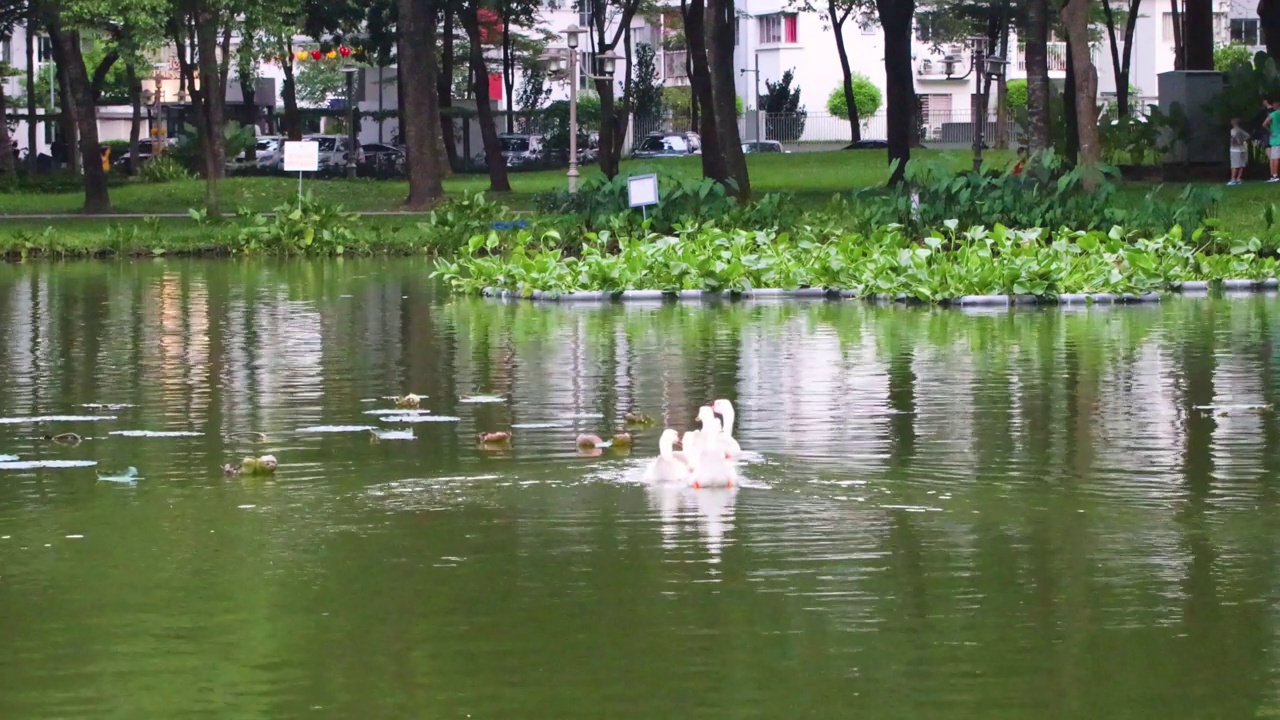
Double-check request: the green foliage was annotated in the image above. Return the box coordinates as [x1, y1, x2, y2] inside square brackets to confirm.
[433, 216, 1276, 300]
[825, 75, 882, 119]
[139, 155, 194, 183]
[415, 193, 510, 255]
[631, 43, 663, 123]
[531, 173, 796, 233]
[844, 153, 1217, 239]
[294, 58, 347, 107]
[761, 70, 805, 141]
[1215, 43, 1256, 72]
[540, 93, 601, 151]
[171, 121, 256, 175]
[1006, 79, 1028, 112]
[228, 194, 362, 255]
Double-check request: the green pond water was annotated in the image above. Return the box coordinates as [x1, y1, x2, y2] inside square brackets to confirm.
[2, 259, 1280, 719]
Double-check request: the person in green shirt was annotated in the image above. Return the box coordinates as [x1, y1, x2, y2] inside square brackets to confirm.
[1263, 99, 1280, 182]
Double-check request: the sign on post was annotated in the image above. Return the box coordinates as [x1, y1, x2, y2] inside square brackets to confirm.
[627, 173, 660, 221]
[283, 141, 320, 208]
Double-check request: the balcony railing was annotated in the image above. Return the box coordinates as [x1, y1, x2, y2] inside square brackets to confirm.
[1016, 42, 1068, 72]
[663, 49, 688, 79]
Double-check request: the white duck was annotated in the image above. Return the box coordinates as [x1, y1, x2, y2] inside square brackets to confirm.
[711, 398, 743, 459]
[690, 406, 738, 488]
[644, 429, 694, 484]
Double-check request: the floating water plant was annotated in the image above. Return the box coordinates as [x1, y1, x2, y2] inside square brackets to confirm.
[510, 423, 563, 430]
[82, 403, 135, 410]
[380, 415, 461, 424]
[459, 394, 506, 404]
[0, 454, 16, 462]
[370, 428, 415, 441]
[297, 425, 379, 433]
[0, 415, 116, 425]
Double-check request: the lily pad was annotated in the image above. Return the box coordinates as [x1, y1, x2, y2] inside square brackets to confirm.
[511, 423, 564, 430]
[97, 467, 139, 483]
[109, 430, 203, 438]
[381, 415, 461, 424]
[296, 425, 379, 434]
[459, 395, 506, 404]
[0, 415, 116, 425]
[371, 429, 415, 440]
[0, 460, 98, 470]
[82, 403, 135, 410]
[363, 408, 432, 417]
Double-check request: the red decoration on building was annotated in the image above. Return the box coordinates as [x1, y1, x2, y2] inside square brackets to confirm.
[339, 46, 351, 58]
[477, 8, 502, 44]
[488, 73, 503, 100]
[311, 50, 322, 60]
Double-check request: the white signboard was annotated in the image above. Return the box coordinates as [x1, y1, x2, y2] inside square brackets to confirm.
[283, 141, 320, 173]
[627, 174, 659, 208]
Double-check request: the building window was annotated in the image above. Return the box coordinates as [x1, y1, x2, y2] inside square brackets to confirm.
[1163, 12, 1227, 42]
[1232, 18, 1263, 46]
[759, 13, 797, 44]
[0, 38, 10, 66]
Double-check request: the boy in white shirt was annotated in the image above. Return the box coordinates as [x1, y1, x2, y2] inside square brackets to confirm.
[1230, 118, 1249, 186]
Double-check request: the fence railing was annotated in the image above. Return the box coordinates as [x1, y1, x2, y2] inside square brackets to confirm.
[756, 111, 1019, 149]
[1016, 42, 1069, 72]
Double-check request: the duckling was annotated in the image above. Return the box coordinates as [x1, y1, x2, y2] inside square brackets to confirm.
[236, 454, 278, 476]
[476, 431, 513, 450]
[611, 432, 633, 448]
[395, 393, 423, 408]
[577, 433, 607, 449]
[624, 412, 655, 426]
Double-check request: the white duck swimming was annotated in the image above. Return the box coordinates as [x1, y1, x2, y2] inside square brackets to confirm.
[690, 406, 738, 488]
[644, 429, 694, 484]
[711, 398, 743, 459]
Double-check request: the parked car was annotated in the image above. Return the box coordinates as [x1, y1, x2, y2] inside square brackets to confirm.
[632, 132, 701, 159]
[112, 140, 161, 173]
[253, 136, 283, 170]
[471, 134, 546, 170]
[360, 143, 405, 178]
[742, 140, 786, 154]
[844, 139, 889, 149]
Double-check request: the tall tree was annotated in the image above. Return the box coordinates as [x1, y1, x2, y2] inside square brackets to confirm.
[1060, 0, 1100, 188]
[459, 2, 511, 191]
[1024, 0, 1050, 150]
[875, 0, 914, 185]
[0, 63, 13, 179]
[1099, 0, 1139, 117]
[397, 0, 445, 206]
[1183, 0, 1212, 70]
[705, 0, 748, 196]
[680, 0, 723, 181]
[586, 0, 642, 178]
[25, 0, 36, 172]
[790, 0, 866, 142]
[1262, 0, 1280, 62]
[48, 20, 108, 210]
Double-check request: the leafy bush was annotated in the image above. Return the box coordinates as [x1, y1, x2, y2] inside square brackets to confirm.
[842, 153, 1217, 239]
[140, 155, 194, 183]
[826, 75, 882, 119]
[1006, 79, 1028, 112]
[1215, 43, 1255, 72]
[416, 193, 511, 255]
[170, 121, 256, 175]
[760, 70, 805, 142]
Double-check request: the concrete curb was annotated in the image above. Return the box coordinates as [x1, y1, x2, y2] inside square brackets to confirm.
[481, 280, 1278, 305]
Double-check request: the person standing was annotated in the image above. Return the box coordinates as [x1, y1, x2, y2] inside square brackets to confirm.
[1229, 118, 1250, 185]
[1263, 99, 1280, 182]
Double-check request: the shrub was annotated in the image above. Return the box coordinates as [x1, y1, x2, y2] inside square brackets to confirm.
[140, 155, 194, 183]
[1006, 79, 1028, 112]
[228, 194, 363, 256]
[826, 75, 882, 119]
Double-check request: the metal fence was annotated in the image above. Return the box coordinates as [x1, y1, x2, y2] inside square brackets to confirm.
[756, 111, 1020, 150]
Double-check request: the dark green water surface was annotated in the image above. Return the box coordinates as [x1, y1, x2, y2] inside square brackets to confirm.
[2, 259, 1280, 719]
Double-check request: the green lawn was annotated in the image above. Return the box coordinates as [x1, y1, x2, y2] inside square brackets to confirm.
[2, 149, 1277, 245]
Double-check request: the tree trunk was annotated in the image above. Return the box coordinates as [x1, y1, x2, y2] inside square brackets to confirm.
[1063, 42, 1078, 163]
[49, 34, 80, 175]
[1025, 0, 1051, 151]
[50, 26, 109, 212]
[25, 6, 38, 173]
[461, 7, 511, 192]
[0, 82, 14, 179]
[1183, 0, 1212, 70]
[705, 0, 749, 197]
[397, 0, 445, 208]
[240, 75, 258, 160]
[1169, 0, 1184, 70]
[193, 2, 228, 212]
[1062, 0, 1101, 188]
[1262, 0, 1280, 61]
[831, 4, 860, 143]
[994, 0, 1011, 149]
[128, 64, 142, 174]
[281, 43, 302, 140]
[440, 5, 460, 171]
[683, 0, 723, 180]
[427, 7, 452, 179]
[877, 0, 915, 186]
[502, 13, 514, 134]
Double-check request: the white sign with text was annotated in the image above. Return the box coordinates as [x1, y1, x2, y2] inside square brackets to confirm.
[283, 141, 320, 173]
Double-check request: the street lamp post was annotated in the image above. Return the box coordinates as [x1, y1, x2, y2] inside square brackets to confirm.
[341, 62, 358, 180]
[552, 26, 619, 194]
[944, 37, 1007, 173]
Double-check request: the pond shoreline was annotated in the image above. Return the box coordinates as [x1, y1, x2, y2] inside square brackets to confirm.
[482, 278, 1280, 306]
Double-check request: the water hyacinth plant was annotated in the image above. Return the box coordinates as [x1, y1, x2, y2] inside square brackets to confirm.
[432, 221, 1280, 302]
